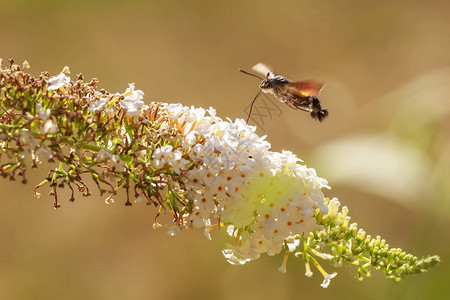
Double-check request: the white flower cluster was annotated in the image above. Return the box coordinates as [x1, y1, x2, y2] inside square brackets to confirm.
[48, 68, 145, 116]
[47, 72, 70, 91]
[157, 103, 330, 265]
[44, 69, 331, 266]
[119, 83, 145, 115]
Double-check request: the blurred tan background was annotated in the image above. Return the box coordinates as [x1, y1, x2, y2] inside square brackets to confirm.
[1, 0, 449, 299]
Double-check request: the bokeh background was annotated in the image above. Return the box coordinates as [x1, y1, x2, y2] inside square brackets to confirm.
[1, 0, 449, 299]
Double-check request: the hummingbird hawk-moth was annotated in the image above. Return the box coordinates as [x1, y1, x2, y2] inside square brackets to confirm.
[240, 63, 328, 123]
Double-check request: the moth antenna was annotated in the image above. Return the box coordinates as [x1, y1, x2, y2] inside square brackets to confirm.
[239, 69, 264, 80]
[246, 90, 262, 123]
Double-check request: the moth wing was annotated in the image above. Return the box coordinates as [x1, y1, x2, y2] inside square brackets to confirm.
[285, 81, 325, 98]
[252, 63, 275, 78]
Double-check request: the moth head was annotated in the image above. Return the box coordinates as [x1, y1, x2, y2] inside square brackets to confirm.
[259, 73, 273, 90]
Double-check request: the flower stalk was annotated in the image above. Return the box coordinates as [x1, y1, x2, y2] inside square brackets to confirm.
[0, 58, 439, 287]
